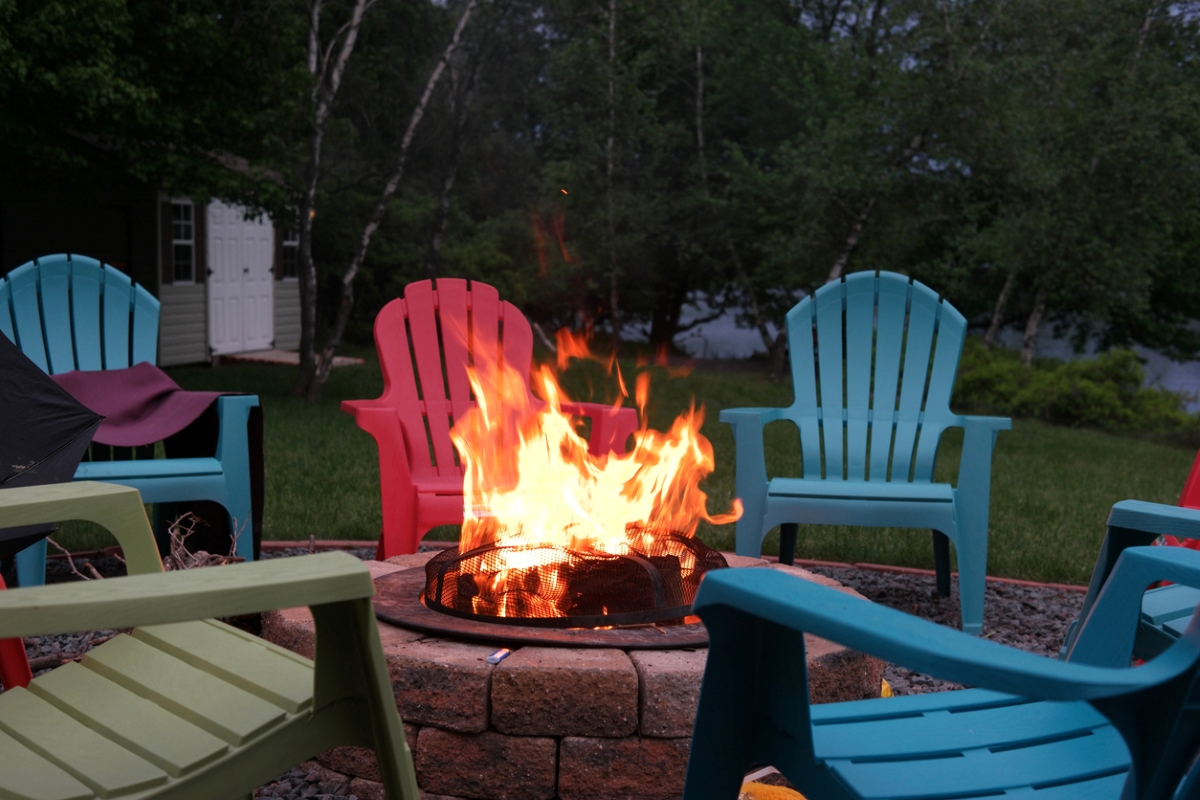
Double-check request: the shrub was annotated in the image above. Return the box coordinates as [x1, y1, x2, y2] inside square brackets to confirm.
[954, 337, 1200, 444]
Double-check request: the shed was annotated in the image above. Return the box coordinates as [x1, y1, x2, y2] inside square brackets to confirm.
[0, 161, 300, 366]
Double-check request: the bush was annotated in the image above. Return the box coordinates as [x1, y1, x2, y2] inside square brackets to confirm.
[954, 338, 1200, 443]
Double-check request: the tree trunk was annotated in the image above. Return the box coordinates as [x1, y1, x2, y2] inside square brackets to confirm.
[1020, 279, 1050, 366]
[294, 0, 374, 399]
[299, 0, 478, 401]
[606, 0, 621, 355]
[826, 195, 876, 284]
[425, 59, 479, 279]
[693, 42, 777, 366]
[983, 267, 1017, 348]
[823, 132, 921, 285]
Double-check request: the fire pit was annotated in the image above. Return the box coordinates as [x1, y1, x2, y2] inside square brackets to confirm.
[424, 534, 726, 627]
[263, 553, 887, 800]
[261, 341, 881, 798]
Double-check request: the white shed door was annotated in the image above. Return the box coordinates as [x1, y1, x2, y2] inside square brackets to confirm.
[208, 201, 274, 355]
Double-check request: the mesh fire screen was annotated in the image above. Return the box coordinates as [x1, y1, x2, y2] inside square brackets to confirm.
[423, 533, 728, 628]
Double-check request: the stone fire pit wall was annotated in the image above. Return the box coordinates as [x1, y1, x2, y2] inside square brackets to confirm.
[261, 552, 886, 800]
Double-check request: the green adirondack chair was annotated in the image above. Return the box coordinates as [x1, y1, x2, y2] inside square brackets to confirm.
[684, 500, 1200, 800]
[0, 482, 418, 800]
[721, 271, 1010, 634]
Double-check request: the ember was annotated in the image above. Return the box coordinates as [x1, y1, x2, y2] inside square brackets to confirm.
[430, 331, 740, 625]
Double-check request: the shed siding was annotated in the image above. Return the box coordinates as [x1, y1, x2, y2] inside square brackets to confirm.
[274, 280, 301, 350]
[158, 283, 209, 366]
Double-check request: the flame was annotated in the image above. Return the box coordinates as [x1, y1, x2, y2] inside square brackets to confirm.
[449, 335, 741, 604]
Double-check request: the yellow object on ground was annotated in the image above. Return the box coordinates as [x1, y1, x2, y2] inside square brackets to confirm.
[739, 782, 807, 800]
[881, 677, 894, 697]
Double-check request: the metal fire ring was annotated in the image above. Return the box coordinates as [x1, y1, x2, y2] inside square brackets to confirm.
[372, 568, 711, 650]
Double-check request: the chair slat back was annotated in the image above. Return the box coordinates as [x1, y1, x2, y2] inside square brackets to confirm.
[102, 266, 134, 369]
[785, 302, 823, 479]
[374, 279, 536, 481]
[38, 258, 74, 374]
[784, 271, 966, 484]
[0, 255, 160, 374]
[69, 257, 105, 370]
[0, 281, 13, 342]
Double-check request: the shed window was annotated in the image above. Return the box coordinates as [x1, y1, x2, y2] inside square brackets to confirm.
[171, 201, 195, 282]
[281, 230, 299, 279]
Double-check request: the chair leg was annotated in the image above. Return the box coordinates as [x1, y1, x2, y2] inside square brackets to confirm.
[14, 538, 47, 588]
[954, 530, 988, 636]
[932, 530, 951, 597]
[779, 523, 798, 566]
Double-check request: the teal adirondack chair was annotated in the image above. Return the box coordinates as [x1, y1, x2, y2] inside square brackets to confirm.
[684, 500, 1200, 800]
[0, 481, 419, 800]
[721, 271, 1010, 634]
[1058, 448, 1200, 661]
[0, 254, 259, 585]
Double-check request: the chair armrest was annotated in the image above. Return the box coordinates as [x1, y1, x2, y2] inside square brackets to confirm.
[0, 482, 163, 575]
[954, 414, 1011, 495]
[341, 398, 389, 416]
[1108, 500, 1200, 541]
[718, 407, 789, 427]
[213, 394, 259, 462]
[559, 401, 639, 455]
[718, 408, 788, 503]
[695, 567, 1197, 703]
[1068, 543, 1200, 667]
[0, 552, 372, 638]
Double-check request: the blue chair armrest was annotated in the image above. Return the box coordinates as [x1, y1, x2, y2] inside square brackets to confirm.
[1108, 500, 1200, 542]
[718, 407, 789, 427]
[1062, 502, 1200, 661]
[953, 415, 1011, 510]
[1067, 543, 1200, 667]
[719, 408, 791, 538]
[695, 567, 1198, 702]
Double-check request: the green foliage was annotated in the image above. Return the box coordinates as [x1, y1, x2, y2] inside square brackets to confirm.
[0, 0, 307, 213]
[955, 338, 1200, 440]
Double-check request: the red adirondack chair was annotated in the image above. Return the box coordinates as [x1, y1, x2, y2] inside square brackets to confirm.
[0, 575, 32, 690]
[342, 279, 640, 559]
[1179, 448, 1200, 510]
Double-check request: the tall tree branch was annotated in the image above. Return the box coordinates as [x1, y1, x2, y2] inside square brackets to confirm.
[301, 0, 480, 399]
[295, 0, 374, 399]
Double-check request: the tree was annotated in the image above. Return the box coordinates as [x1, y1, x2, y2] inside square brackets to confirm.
[0, 0, 305, 212]
[292, 0, 481, 401]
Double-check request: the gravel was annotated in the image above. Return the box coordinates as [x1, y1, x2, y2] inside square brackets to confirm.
[805, 565, 1085, 694]
[4, 546, 1087, 797]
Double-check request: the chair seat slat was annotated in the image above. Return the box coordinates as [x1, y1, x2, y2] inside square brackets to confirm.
[30, 661, 229, 778]
[0, 725, 94, 800]
[81, 635, 287, 746]
[828, 724, 1128, 799]
[0, 686, 168, 797]
[133, 621, 313, 713]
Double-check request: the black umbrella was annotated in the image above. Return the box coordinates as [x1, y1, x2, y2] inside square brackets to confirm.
[0, 332, 102, 559]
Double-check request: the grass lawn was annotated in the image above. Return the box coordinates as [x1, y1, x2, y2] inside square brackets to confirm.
[57, 353, 1196, 587]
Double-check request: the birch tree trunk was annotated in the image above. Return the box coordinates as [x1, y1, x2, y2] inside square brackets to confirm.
[823, 132, 922, 285]
[425, 58, 480, 279]
[296, 0, 479, 401]
[1020, 279, 1050, 366]
[693, 42, 785, 372]
[825, 196, 876, 283]
[983, 267, 1017, 348]
[606, 0, 622, 355]
[295, 0, 375, 399]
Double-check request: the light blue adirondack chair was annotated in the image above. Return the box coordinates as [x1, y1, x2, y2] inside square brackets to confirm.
[0, 254, 259, 584]
[721, 271, 1010, 634]
[683, 500, 1200, 800]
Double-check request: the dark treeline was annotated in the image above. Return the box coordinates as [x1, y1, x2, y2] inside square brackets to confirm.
[4, 0, 1199, 396]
